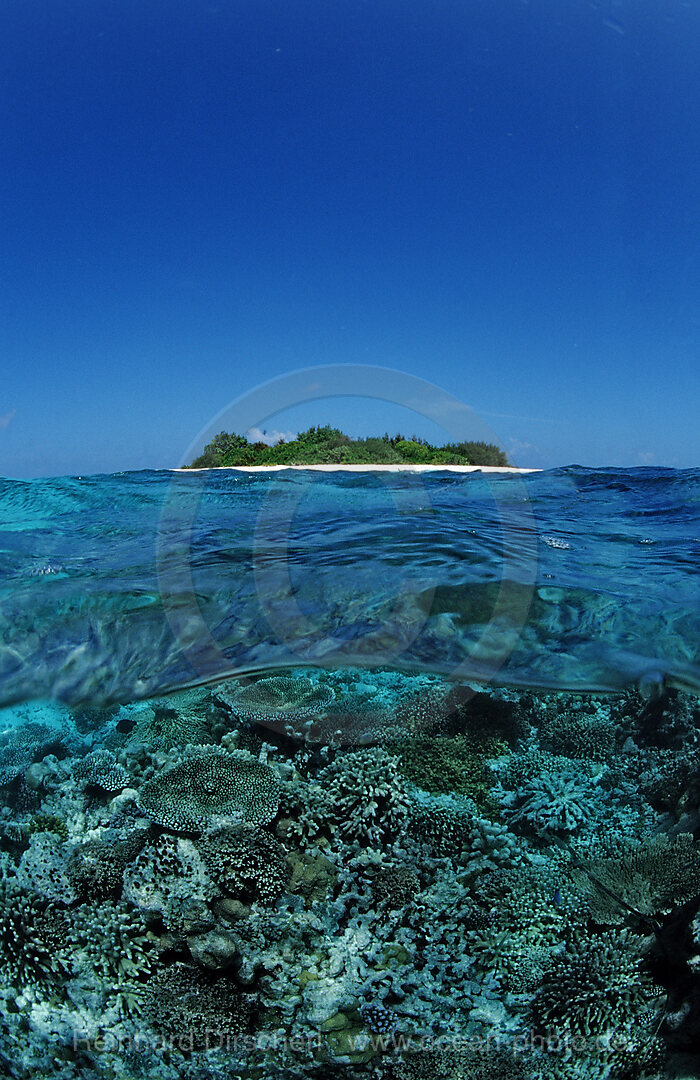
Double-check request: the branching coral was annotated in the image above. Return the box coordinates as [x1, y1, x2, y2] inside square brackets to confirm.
[67, 899, 156, 989]
[73, 749, 130, 791]
[316, 747, 411, 846]
[138, 745, 281, 831]
[198, 823, 288, 904]
[570, 831, 700, 925]
[143, 962, 252, 1047]
[500, 767, 602, 836]
[0, 879, 71, 989]
[531, 928, 664, 1065]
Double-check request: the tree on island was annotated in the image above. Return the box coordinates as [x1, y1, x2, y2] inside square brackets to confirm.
[188, 426, 509, 468]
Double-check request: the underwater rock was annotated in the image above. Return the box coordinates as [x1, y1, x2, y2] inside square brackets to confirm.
[122, 833, 217, 935]
[17, 832, 79, 905]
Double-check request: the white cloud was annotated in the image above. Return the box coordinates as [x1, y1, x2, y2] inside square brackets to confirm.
[246, 426, 297, 446]
[637, 451, 655, 465]
[0, 409, 16, 430]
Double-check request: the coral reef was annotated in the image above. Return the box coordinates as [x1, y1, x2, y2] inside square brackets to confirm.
[1, 679, 699, 1079]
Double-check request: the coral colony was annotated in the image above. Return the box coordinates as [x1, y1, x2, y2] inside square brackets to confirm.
[1, 670, 700, 1079]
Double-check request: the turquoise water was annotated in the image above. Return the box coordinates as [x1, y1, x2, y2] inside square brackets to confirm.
[1, 467, 700, 1079]
[1, 467, 698, 706]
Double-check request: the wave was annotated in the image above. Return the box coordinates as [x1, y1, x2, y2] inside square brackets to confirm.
[0, 466, 698, 707]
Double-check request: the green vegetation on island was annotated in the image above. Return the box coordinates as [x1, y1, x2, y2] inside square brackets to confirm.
[188, 426, 510, 468]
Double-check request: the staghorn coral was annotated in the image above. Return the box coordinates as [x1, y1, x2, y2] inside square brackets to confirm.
[138, 745, 281, 831]
[465, 861, 573, 993]
[472, 859, 576, 943]
[532, 927, 662, 1037]
[73, 749, 130, 791]
[2, 682, 695, 1080]
[316, 747, 411, 846]
[0, 879, 71, 989]
[499, 766, 602, 836]
[198, 822, 288, 904]
[408, 792, 526, 871]
[408, 796, 474, 858]
[67, 899, 156, 990]
[278, 747, 411, 848]
[465, 923, 553, 993]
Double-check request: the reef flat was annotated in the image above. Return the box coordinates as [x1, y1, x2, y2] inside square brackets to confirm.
[2, 669, 700, 1079]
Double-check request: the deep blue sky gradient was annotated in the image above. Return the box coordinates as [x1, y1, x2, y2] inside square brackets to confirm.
[1, 0, 698, 476]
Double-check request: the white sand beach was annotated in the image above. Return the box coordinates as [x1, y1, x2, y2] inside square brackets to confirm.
[172, 464, 540, 474]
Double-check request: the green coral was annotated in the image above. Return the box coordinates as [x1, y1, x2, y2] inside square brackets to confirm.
[138, 745, 281, 831]
[286, 850, 337, 903]
[389, 733, 506, 812]
[28, 812, 68, 839]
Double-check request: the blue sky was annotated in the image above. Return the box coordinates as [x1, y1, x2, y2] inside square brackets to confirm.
[1, 0, 698, 477]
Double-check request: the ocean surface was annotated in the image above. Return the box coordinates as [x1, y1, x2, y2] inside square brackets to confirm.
[0, 466, 698, 707]
[1, 466, 700, 1080]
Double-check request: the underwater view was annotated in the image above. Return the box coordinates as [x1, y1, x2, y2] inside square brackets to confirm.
[1, 466, 699, 1080]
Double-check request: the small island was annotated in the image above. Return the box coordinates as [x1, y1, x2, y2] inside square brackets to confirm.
[187, 426, 511, 468]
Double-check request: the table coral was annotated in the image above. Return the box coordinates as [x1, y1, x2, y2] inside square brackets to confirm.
[138, 745, 281, 831]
